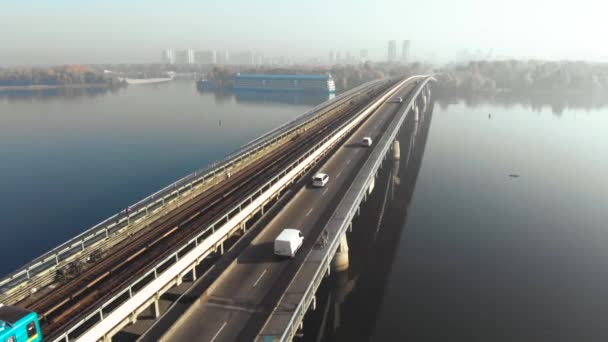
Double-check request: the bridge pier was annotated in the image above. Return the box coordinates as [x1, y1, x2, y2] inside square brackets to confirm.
[331, 233, 349, 272]
[393, 140, 401, 160]
[413, 102, 420, 122]
[153, 296, 160, 318]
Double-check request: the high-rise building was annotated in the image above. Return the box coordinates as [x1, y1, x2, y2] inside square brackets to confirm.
[345, 51, 353, 63]
[254, 53, 263, 66]
[359, 49, 369, 62]
[387, 40, 397, 61]
[216, 50, 230, 64]
[161, 49, 175, 64]
[194, 50, 217, 64]
[175, 49, 195, 64]
[231, 51, 255, 65]
[336, 51, 342, 63]
[402, 40, 411, 63]
[328, 50, 335, 65]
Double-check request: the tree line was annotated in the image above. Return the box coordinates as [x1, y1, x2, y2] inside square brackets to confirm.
[435, 60, 608, 95]
[0, 65, 122, 87]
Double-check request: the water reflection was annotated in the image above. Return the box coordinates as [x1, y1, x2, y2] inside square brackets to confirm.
[435, 90, 608, 115]
[0, 85, 126, 102]
[234, 91, 334, 105]
[196, 87, 334, 106]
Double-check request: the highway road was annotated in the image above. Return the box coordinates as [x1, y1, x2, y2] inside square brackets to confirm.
[159, 80, 416, 342]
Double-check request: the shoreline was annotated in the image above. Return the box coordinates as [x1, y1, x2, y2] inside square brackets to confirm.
[0, 83, 120, 92]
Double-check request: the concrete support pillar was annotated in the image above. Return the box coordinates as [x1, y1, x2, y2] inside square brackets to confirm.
[414, 103, 420, 122]
[153, 298, 160, 318]
[331, 233, 349, 272]
[103, 335, 112, 342]
[368, 177, 375, 196]
[393, 140, 401, 161]
[129, 312, 137, 324]
[192, 266, 197, 281]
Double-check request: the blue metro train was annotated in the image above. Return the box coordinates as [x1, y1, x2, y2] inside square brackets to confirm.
[0, 305, 42, 342]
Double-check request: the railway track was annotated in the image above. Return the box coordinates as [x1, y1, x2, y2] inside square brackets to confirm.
[23, 79, 398, 339]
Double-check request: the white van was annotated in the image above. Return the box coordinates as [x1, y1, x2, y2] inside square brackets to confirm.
[312, 173, 329, 187]
[361, 137, 373, 147]
[274, 229, 304, 257]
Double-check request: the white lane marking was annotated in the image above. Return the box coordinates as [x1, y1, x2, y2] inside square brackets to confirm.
[336, 171, 342, 179]
[210, 322, 227, 342]
[305, 208, 314, 217]
[346, 159, 351, 165]
[322, 188, 329, 196]
[253, 269, 268, 287]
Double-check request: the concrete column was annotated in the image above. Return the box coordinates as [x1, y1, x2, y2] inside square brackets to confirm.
[368, 177, 375, 195]
[153, 298, 160, 318]
[331, 233, 349, 272]
[414, 103, 420, 122]
[393, 140, 401, 161]
[192, 267, 197, 281]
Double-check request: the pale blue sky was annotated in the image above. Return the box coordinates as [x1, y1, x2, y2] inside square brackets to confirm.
[1, 0, 606, 65]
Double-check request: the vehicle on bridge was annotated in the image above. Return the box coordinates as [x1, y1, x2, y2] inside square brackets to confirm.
[0, 305, 42, 342]
[361, 137, 373, 147]
[274, 229, 304, 258]
[312, 173, 329, 187]
[388, 96, 403, 103]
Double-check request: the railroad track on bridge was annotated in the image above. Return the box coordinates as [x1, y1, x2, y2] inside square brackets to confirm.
[18, 80, 398, 339]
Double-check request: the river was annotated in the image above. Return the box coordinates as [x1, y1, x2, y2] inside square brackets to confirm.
[0, 81, 330, 274]
[301, 95, 608, 341]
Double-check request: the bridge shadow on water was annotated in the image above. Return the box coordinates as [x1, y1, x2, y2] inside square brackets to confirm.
[297, 100, 435, 342]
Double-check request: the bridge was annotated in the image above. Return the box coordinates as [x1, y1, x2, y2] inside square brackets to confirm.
[0, 75, 435, 341]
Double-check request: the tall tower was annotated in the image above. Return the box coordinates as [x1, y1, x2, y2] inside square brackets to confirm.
[161, 49, 175, 64]
[359, 49, 369, 62]
[387, 40, 397, 61]
[402, 40, 411, 63]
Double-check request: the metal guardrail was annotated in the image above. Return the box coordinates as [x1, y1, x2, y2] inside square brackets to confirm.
[260, 75, 436, 342]
[54, 78, 401, 342]
[0, 79, 385, 300]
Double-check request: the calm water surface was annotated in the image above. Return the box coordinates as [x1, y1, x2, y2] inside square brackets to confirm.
[0, 82, 329, 275]
[313, 99, 608, 341]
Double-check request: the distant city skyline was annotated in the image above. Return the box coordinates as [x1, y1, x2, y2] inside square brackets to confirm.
[1, 0, 607, 65]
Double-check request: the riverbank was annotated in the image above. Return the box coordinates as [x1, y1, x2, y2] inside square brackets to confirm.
[0, 83, 121, 92]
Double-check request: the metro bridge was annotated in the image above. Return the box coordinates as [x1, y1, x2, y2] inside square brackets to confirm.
[0, 75, 435, 342]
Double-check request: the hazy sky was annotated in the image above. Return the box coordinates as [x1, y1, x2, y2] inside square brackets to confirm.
[1, 0, 606, 65]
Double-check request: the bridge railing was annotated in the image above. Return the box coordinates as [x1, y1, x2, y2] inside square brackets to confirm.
[53, 78, 401, 342]
[260, 75, 436, 342]
[0, 79, 385, 300]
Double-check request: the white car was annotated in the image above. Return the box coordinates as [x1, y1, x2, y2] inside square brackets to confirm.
[388, 96, 403, 103]
[274, 228, 304, 257]
[361, 137, 373, 147]
[312, 173, 329, 187]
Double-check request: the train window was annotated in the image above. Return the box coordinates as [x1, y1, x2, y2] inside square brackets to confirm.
[6, 336, 15, 342]
[26, 321, 37, 338]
